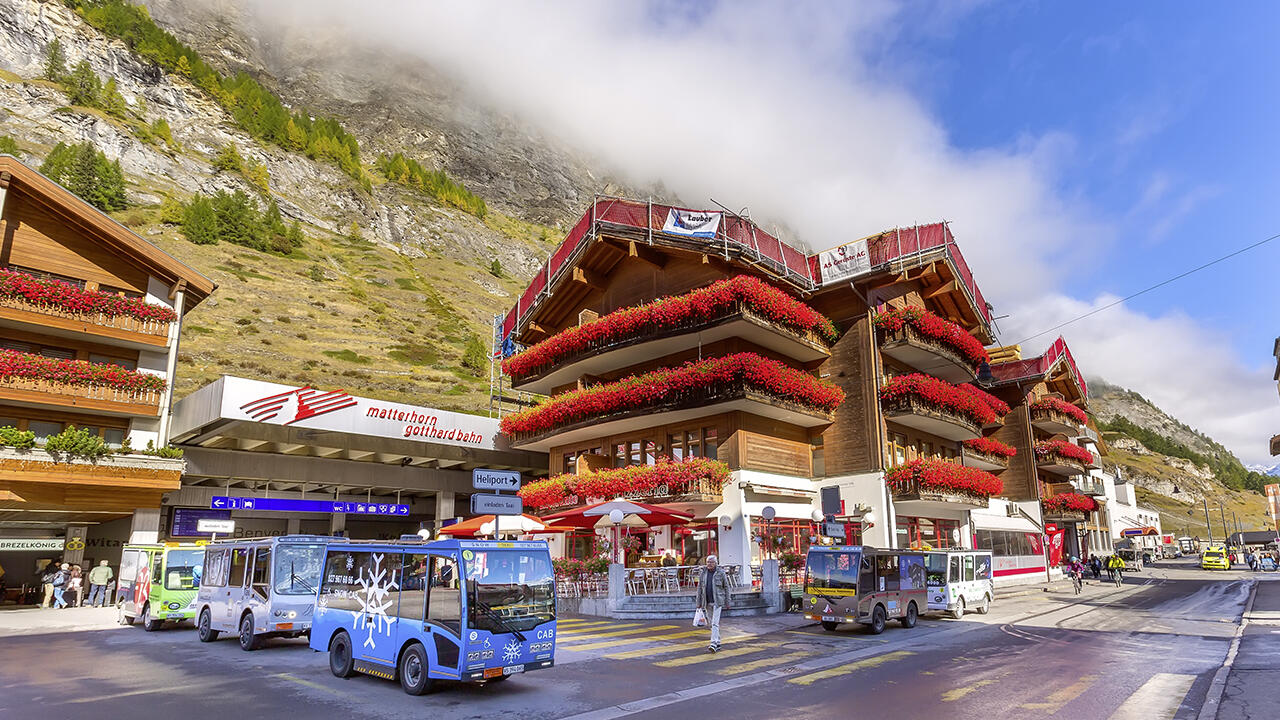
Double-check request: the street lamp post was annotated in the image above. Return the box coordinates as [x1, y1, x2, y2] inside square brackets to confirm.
[1203, 497, 1214, 543]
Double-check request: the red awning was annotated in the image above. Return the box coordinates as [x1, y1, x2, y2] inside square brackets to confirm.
[541, 500, 694, 529]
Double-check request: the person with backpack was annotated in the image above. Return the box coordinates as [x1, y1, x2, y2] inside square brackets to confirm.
[50, 563, 70, 609]
[40, 561, 62, 608]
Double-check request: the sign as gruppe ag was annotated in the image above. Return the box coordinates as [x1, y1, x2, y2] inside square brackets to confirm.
[817, 238, 872, 286]
[220, 377, 497, 450]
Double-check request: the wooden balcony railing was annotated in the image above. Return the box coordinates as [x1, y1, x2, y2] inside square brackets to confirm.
[0, 294, 172, 340]
[887, 473, 992, 508]
[0, 376, 163, 415]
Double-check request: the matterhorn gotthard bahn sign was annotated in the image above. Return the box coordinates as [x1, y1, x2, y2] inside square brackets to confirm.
[223, 377, 496, 449]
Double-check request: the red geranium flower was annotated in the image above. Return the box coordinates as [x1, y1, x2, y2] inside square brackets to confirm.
[878, 373, 999, 427]
[500, 352, 844, 437]
[885, 458, 1003, 498]
[873, 306, 989, 367]
[0, 349, 167, 393]
[519, 456, 730, 509]
[1029, 396, 1088, 425]
[964, 437, 1017, 458]
[1043, 492, 1098, 513]
[1034, 439, 1094, 465]
[503, 276, 839, 379]
[0, 269, 178, 324]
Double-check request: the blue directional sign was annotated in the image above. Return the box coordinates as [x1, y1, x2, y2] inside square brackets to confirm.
[211, 496, 410, 516]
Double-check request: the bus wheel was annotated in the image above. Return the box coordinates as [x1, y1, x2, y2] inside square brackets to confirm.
[867, 605, 887, 635]
[900, 601, 918, 629]
[821, 620, 839, 632]
[239, 614, 261, 651]
[951, 597, 966, 620]
[140, 603, 162, 632]
[976, 595, 991, 615]
[399, 643, 432, 695]
[198, 609, 219, 642]
[329, 631, 356, 678]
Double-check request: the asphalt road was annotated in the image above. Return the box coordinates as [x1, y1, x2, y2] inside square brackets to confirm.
[0, 559, 1269, 720]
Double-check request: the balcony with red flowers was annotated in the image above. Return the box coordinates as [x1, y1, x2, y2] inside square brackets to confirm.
[502, 276, 836, 395]
[1041, 491, 1098, 522]
[1029, 396, 1087, 436]
[519, 456, 729, 511]
[874, 306, 989, 384]
[961, 437, 1016, 472]
[879, 374, 1003, 442]
[500, 352, 843, 451]
[1034, 439, 1095, 477]
[0, 269, 176, 350]
[0, 349, 165, 416]
[886, 458, 1003, 510]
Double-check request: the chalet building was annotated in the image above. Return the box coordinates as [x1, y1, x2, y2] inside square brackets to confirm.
[0, 155, 214, 576]
[499, 197, 1035, 572]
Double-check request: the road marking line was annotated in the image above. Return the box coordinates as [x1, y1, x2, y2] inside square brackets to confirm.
[786, 650, 913, 686]
[558, 625, 677, 642]
[653, 642, 781, 668]
[943, 675, 1003, 702]
[568, 629, 714, 652]
[604, 633, 754, 659]
[62, 678, 241, 703]
[558, 622, 641, 635]
[714, 650, 810, 675]
[1108, 673, 1195, 720]
[1021, 674, 1097, 711]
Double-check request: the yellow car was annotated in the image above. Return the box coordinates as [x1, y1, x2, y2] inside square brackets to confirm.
[1201, 551, 1230, 570]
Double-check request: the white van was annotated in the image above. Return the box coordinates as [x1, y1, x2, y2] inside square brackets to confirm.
[923, 550, 994, 619]
[196, 535, 330, 650]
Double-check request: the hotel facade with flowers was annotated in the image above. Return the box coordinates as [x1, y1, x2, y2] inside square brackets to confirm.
[0, 156, 215, 570]
[497, 197, 1118, 584]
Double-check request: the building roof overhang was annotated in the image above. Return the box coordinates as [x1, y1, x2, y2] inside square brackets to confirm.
[0, 155, 216, 305]
[988, 336, 1088, 405]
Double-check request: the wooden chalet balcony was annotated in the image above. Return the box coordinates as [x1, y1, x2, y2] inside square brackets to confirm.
[881, 395, 982, 442]
[960, 447, 1009, 472]
[536, 476, 726, 513]
[1030, 405, 1082, 436]
[1040, 486, 1095, 523]
[1074, 477, 1106, 496]
[0, 293, 172, 351]
[0, 447, 183, 512]
[877, 323, 977, 384]
[1042, 506, 1088, 523]
[509, 301, 832, 395]
[1036, 453, 1086, 478]
[0, 376, 163, 417]
[508, 382, 835, 452]
[888, 473, 991, 509]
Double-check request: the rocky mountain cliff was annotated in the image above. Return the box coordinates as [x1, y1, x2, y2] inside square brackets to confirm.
[0, 0, 636, 412]
[1088, 379, 1272, 534]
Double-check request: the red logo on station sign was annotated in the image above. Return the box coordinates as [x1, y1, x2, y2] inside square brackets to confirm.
[240, 387, 358, 425]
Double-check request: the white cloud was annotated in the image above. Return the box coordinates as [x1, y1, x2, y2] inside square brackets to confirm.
[238, 0, 1274, 463]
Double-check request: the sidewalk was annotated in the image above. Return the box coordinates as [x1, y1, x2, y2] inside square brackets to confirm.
[0, 605, 123, 637]
[1216, 578, 1280, 719]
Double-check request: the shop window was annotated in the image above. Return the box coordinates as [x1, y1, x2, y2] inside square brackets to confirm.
[8, 265, 85, 288]
[703, 428, 718, 460]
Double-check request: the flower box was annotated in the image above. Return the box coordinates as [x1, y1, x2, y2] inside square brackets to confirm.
[1034, 440, 1094, 476]
[1042, 491, 1097, 517]
[520, 456, 729, 510]
[961, 437, 1015, 471]
[879, 373, 1001, 441]
[874, 307, 989, 373]
[886, 458, 1002, 507]
[0, 269, 176, 337]
[0, 350, 165, 413]
[1029, 396, 1087, 434]
[500, 352, 843, 443]
[503, 276, 838, 382]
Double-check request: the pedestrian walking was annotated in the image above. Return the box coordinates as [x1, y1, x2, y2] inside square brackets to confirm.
[68, 564, 84, 607]
[88, 560, 113, 607]
[1089, 555, 1102, 579]
[40, 562, 60, 608]
[694, 554, 731, 652]
[50, 563, 70, 609]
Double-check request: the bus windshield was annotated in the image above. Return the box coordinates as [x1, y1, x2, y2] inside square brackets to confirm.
[805, 551, 859, 595]
[164, 549, 205, 590]
[464, 550, 555, 633]
[274, 544, 326, 595]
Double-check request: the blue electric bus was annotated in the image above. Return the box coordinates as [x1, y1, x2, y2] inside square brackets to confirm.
[310, 539, 556, 694]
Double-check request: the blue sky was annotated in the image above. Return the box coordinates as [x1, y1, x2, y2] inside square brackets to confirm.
[264, 0, 1280, 462]
[883, 1, 1280, 366]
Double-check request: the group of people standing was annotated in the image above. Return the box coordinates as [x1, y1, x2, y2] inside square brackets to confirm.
[40, 560, 113, 609]
[1242, 548, 1280, 571]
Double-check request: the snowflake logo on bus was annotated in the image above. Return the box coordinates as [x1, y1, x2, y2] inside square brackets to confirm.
[353, 553, 399, 649]
[502, 639, 522, 664]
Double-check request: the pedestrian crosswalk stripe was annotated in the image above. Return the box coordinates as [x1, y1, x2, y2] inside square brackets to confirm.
[713, 650, 810, 675]
[558, 625, 678, 642]
[566, 629, 713, 652]
[603, 633, 755, 659]
[1021, 675, 1097, 711]
[652, 642, 781, 668]
[1107, 673, 1194, 720]
[786, 650, 914, 685]
[556, 620, 613, 629]
[558, 622, 642, 634]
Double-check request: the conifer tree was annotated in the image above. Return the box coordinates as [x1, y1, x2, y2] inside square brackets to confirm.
[43, 38, 66, 82]
[64, 61, 102, 107]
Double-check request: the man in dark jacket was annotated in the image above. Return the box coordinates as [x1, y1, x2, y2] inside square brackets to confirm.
[695, 555, 731, 652]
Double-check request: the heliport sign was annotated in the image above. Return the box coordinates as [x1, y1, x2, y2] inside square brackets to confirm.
[209, 376, 498, 450]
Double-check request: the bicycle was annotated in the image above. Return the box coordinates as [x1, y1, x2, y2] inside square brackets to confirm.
[1112, 568, 1123, 587]
[1070, 570, 1083, 595]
